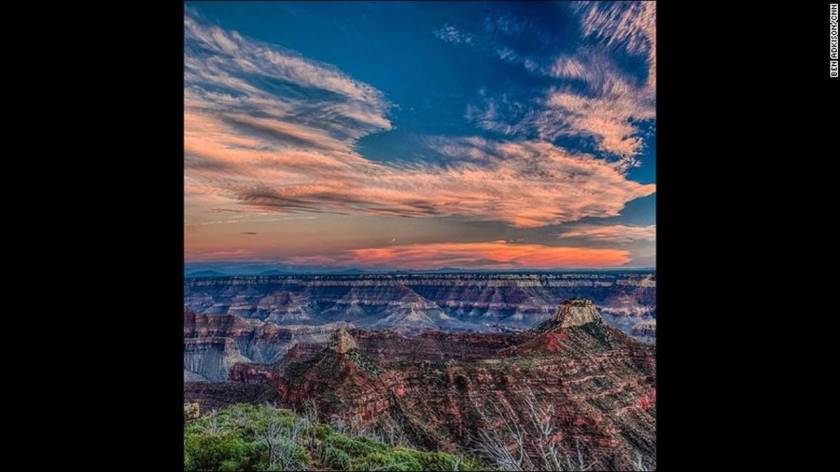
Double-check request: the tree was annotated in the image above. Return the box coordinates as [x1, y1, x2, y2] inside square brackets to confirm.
[472, 386, 594, 471]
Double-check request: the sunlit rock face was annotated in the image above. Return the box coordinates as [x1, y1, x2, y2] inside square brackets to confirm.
[554, 298, 600, 327]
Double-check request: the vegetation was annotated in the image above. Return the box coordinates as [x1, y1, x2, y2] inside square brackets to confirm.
[184, 400, 651, 471]
[471, 386, 652, 471]
[184, 403, 483, 471]
[346, 349, 380, 375]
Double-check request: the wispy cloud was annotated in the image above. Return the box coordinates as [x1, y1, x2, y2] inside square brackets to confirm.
[185, 9, 391, 155]
[574, 1, 656, 90]
[539, 59, 655, 164]
[225, 138, 655, 228]
[547, 2, 656, 158]
[469, 55, 654, 164]
[559, 224, 656, 244]
[185, 13, 655, 228]
[484, 12, 529, 36]
[433, 24, 474, 45]
[287, 241, 631, 269]
[464, 3, 656, 166]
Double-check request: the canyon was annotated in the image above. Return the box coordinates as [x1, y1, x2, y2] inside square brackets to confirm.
[185, 272, 656, 340]
[184, 285, 656, 470]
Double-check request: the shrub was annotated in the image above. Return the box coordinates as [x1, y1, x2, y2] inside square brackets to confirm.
[349, 449, 424, 471]
[313, 424, 333, 440]
[320, 432, 388, 457]
[346, 447, 481, 471]
[319, 444, 352, 470]
[418, 451, 460, 471]
[184, 432, 264, 471]
[184, 403, 482, 471]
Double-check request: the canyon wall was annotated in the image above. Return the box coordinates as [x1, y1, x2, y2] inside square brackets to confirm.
[185, 272, 656, 341]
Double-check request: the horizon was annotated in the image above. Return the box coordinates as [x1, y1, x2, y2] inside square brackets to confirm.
[185, 2, 656, 271]
[184, 261, 657, 277]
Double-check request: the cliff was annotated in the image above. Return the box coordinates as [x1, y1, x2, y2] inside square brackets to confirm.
[184, 308, 353, 381]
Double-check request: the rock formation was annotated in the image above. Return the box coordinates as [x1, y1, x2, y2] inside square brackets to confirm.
[330, 328, 358, 354]
[555, 298, 600, 327]
[187, 299, 656, 470]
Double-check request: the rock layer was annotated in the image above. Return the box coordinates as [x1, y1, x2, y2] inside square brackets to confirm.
[185, 273, 656, 341]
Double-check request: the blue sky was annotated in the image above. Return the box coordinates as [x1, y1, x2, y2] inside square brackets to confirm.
[184, 1, 656, 270]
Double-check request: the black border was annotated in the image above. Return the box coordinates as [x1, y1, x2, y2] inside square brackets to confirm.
[177, 0, 186, 465]
[100, 1, 840, 469]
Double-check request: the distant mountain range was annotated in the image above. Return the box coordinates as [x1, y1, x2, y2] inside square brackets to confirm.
[185, 270, 228, 278]
[185, 263, 656, 278]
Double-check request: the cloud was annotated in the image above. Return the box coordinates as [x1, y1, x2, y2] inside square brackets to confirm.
[241, 232, 258, 235]
[433, 24, 474, 45]
[469, 55, 654, 164]
[549, 2, 656, 159]
[184, 9, 391, 153]
[184, 12, 654, 229]
[184, 248, 257, 261]
[538, 62, 655, 164]
[221, 137, 654, 228]
[287, 241, 631, 269]
[574, 1, 656, 90]
[484, 12, 528, 36]
[558, 224, 656, 244]
[465, 3, 656, 165]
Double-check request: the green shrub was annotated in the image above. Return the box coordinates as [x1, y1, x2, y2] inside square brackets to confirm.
[184, 432, 264, 471]
[418, 451, 460, 471]
[184, 403, 483, 471]
[220, 458, 244, 471]
[319, 444, 352, 470]
[269, 440, 310, 471]
[321, 432, 388, 457]
[458, 457, 487, 471]
[313, 423, 333, 440]
[349, 449, 424, 471]
[356, 448, 483, 471]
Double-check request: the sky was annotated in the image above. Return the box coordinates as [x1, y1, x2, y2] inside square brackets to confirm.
[184, 1, 656, 272]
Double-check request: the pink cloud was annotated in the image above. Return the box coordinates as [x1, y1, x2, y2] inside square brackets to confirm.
[184, 12, 655, 229]
[471, 53, 655, 163]
[559, 224, 656, 244]
[288, 241, 631, 269]
[186, 116, 655, 227]
[575, 1, 656, 90]
[466, 3, 656, 164]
